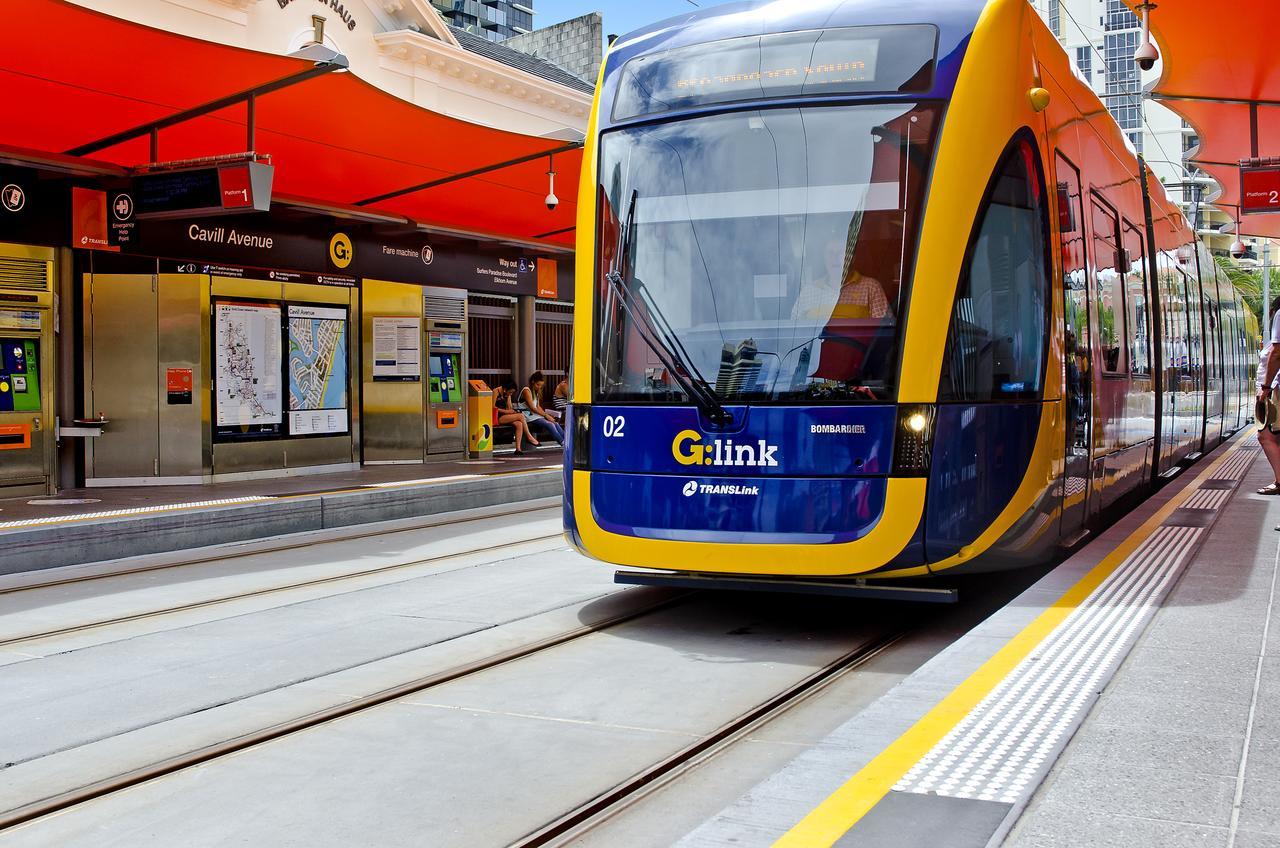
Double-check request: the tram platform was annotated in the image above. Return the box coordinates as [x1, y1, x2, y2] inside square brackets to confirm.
[679, 430, 1278, 848]
[0, 448, 562, 576]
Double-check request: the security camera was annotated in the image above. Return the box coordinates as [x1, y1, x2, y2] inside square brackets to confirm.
[1134, 39, 1159, 72]
[545, 167, 559, 211]
[1134, 3, 1159, 72]
[1231, 239, 1249, 259]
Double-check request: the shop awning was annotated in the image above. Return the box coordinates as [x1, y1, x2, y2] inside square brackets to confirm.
[1128, 0, 1280, 239]
[0, 0, 582, 247]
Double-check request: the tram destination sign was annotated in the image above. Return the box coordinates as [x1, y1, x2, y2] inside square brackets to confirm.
[1241, 165, 1280, 215]
[134, 162, 274, 219]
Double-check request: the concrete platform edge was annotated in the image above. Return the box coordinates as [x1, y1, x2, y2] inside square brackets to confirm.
[0, 470, 563, 575]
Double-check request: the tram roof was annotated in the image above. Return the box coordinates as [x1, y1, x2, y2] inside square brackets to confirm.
[600, 0, 989, 129]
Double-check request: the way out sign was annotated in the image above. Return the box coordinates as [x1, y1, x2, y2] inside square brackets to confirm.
[1241, 165, 1280, 214]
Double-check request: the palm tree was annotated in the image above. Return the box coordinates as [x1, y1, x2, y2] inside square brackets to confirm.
[1215, 254, 1268, 325]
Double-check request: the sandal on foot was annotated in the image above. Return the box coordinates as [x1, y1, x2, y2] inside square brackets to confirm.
[1258, 483, 1280, 495]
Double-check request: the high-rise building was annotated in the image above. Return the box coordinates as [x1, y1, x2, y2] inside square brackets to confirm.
[715, 340, 764, 397]
[431, 0, 535, 41]
[1031, 0, 1235, 256]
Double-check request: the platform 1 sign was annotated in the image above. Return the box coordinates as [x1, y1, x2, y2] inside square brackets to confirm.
[135, 162, 274, 219]
[1241, 165, 1280, 214]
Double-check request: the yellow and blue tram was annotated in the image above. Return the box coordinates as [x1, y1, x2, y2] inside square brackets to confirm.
[562, 0, 1259, 585]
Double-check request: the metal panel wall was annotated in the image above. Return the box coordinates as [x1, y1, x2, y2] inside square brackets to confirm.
[361, 278, 424, 464]
[157, 273, 207, 478]
[85, 273, 160, 481]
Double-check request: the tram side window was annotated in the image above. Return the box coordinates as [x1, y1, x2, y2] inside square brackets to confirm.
[940, 134, 1050, 401]
[1123, 223, 1151, 377]
[1091, 200, 1125, 374]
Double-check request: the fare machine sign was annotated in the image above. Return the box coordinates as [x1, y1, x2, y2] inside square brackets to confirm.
[1241, 165, 1280, 214]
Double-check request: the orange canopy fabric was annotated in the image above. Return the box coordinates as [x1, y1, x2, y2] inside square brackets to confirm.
[1129, 0, 1280, 239]
[0, 0, 580, 246]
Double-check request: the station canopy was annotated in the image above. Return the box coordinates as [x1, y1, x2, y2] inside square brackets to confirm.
[1128, 0, 1280, 239]
[0, 0, 581, 246]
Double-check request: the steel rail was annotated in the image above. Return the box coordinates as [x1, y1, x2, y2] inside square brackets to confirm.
[509, 630, 908, 848]
[0, 589, 689, 833]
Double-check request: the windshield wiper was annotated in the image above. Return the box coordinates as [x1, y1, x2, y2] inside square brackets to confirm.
[605, 190, 732, 426]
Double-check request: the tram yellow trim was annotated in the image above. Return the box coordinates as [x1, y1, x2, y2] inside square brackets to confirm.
[772, 434, 1251, 848]
[573, 472, 926, 575]
[571, 58, 609, 401]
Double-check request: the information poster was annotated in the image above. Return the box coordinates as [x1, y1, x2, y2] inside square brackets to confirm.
[372, 317, 422, 382]
[287, 304, 349, 436]
[214, 301, 283, 437]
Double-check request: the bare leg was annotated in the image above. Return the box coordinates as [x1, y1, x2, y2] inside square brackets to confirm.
[1259, 428, 1280, 486]
[513, 419, 524, 451]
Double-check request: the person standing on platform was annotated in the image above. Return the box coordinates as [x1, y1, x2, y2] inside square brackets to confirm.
[1255, 295, 1280, 495]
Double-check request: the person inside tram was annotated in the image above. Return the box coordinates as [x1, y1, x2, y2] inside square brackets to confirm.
[494, 381, 540, 456]
[790, 236, 892, 397]
[518, 371, 565, 445]
[1255, 295, 1280, 495]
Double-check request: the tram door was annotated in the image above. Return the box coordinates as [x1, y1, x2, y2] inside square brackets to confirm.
[1055, 155, 1093, 538]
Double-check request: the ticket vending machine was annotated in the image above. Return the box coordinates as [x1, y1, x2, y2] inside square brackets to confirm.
[0, 244, 55, 495]
[426, 318, 466, 456]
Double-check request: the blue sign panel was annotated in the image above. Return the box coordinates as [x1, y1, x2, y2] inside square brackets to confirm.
[590, 471, 886, 544]
[589, 405, 895, 478]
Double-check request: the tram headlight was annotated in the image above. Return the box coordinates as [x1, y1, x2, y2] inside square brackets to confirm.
[572, 405, 591, 470]
[893, 404, 936, 477]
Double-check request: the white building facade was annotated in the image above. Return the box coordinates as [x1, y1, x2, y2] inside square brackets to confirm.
[67, 0, 592, 139]
[1032, 0, 1236, 256]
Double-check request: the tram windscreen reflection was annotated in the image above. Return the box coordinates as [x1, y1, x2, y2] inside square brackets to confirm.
[595, 103, 940, 404]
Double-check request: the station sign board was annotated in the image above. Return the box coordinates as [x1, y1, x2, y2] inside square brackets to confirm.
[1241, 165, 1280, 215]
[134, 162, 274, 219]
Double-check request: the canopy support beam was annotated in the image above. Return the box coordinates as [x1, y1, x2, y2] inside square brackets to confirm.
[65, 60, 347, 158]
[355, 141, 583, 206]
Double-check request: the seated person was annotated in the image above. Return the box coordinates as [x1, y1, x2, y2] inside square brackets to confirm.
[793, 240, 893, 395]
[518, 371, 565, 445]
[495, 381, 539, 455]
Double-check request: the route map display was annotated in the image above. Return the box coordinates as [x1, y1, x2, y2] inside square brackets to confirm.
[287, 304, 349, 436]
[214, 300, 283, 438]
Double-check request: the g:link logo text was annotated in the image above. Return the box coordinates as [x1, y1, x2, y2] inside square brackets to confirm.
[672, 430, 779, 468]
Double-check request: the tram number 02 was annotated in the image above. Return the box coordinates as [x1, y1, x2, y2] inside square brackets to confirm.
[601, 415, 626, 438]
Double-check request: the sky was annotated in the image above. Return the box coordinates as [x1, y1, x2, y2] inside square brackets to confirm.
[535, 0, 736, 41]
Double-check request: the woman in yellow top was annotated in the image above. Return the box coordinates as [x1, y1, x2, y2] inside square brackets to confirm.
[792, 240, 890, 322]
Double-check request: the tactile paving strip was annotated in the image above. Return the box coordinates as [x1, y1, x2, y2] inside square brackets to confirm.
[893, 525, 1203, 803]
[0, 496, 276, 529]
[891, 442, 1258, 807]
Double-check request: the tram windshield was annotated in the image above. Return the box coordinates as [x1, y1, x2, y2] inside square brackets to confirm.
[596, 103, 940, 405]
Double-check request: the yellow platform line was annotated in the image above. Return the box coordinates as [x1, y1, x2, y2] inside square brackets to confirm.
[774, 435, 1255, 847]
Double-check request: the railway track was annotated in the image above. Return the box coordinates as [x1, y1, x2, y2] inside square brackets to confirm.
[0, 588, 690, 833]
[508, 629, 907, 848]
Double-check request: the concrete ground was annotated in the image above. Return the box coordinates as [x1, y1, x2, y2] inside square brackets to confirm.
[1003, 457, 1280, 848]
[0, 496, 1053, 847]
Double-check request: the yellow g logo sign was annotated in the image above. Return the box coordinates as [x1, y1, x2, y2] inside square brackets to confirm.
[329, 233, 353, 269]
[672, 430, 707, 466]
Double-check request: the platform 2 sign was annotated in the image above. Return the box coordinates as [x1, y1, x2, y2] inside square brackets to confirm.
[1241, 165, 1280, 214]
